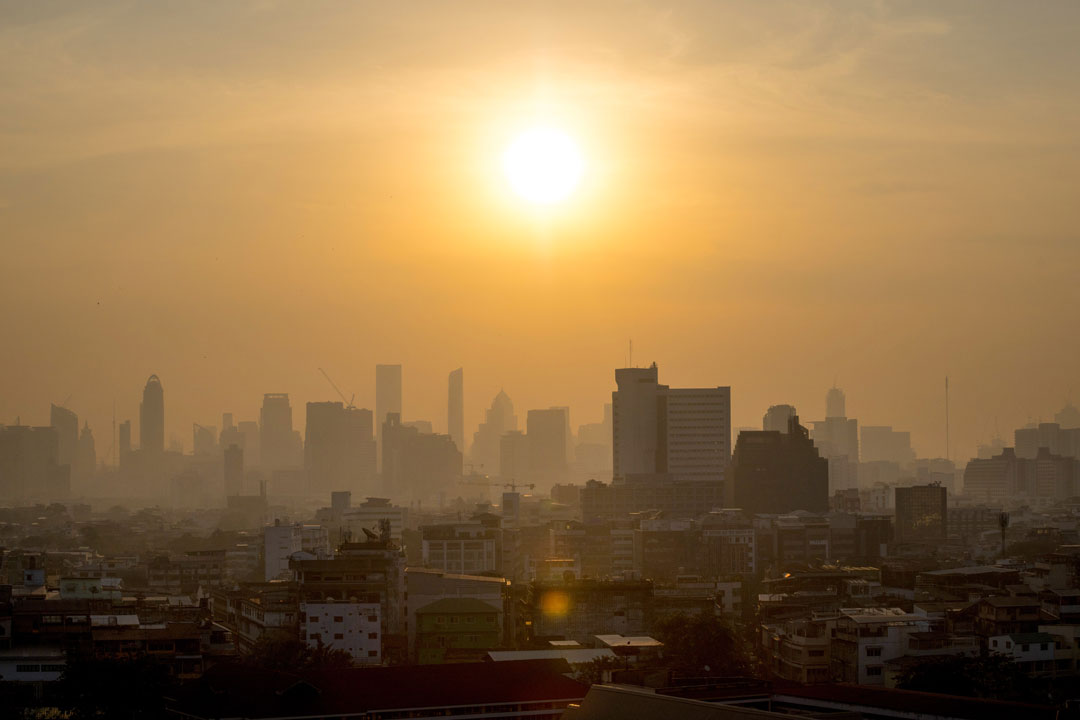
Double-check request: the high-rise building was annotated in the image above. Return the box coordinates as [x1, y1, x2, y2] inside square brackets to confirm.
[305, 401, 376, 496]
[76, 422, 95, 484]
[375, 364, 403, 471]
[730, 415, 828, 514]
[224, 443, 244, 497]
[192, 424, 218, 456]
[260, 393, 301, 469]
[448, 368, 464, 455]
[119, 420, 132, 458]
[894, 484, 948, 543]
[1014, 423, 1080, 459]
[860, 426, 915, 465]
[140, 374, 165, 454]
[50, 404, 78, 469]
[526, 407, 569, 485]
[382, 413, 462, 502]
[472, 390, 517, 476]
[826, 386, 846, 419]
[763, 405, 796, 433]
[499, 430, 529, 482]
[612, 364, 731, 484]
[0, 425, 70, 500]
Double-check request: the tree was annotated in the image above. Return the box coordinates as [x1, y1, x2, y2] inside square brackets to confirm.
[895, 654, 1039, 703]
[55, 655, 175, 719]
[575, 656, 624, 686]
[653, 613, 754, 676]
[245, 637, 353, 671]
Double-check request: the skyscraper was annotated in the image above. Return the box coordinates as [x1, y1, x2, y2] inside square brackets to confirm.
[375, 364, 403, 471]
[49, 404, 78, 469]
[763, 404, 796, 433]
[526, 407, 569, 485]
[305, 401, 376, 495]
[448, 367, 464, 454]
[260, 393, 301, 469]
[612, 363, 731, 484]
[75, 422, 95, 485]
[731, 414, 829, 514]
[472, 390, 517, 475]
[139, 374, 164, 455]
[224, 443, 244, 497]
[811, 386, 858, 492]
[895, 484, 948, 543]
[826, 386, 846, 419]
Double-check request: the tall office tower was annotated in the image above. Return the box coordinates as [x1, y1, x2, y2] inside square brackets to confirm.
[75, 423, 96, 484]
[260, 393, 300, 469]
[119, 420, 131, 458]
[731, 415, 829, 514]
[238, 421, 260, 461]
[526, 407, 569, 485]
[375, 364, 403, 471]
[140, 374, 165, 454]
[448, 368, 464, 454]
[826, 386, 846, 419]
[220, 412, 244, 450]
[472, 390, 517, 476]
[224, 443, 244, 497]
[381, 413, 462, 502]
[49, 404, 78, 469]
[500, 430, 529, 482]
[763, 404, 796, 433]
[305, 401, 376, 495]
[861, 426, 915, 465]
[1056, 403, 1080, 430]
[192, 424, 218, 456]
[894, 484, 948, 543]
[611, 363, 731, 484]
[0, 425, 70, 500]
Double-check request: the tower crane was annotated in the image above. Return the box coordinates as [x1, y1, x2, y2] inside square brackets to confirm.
[318, 368, 356, 409]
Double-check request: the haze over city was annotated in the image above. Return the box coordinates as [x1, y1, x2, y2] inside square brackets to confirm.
[4, 2, 1080, 719]
[4, 2, 1080, 462]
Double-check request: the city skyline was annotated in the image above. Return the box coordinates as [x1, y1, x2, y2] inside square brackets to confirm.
[3, 3, 1080, 465]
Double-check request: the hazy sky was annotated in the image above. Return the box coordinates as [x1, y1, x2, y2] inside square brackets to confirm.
[2, 1, 1079, 461]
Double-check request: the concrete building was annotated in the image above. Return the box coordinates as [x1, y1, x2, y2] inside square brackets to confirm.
[405, 567, 508, 661]
[612, 364, 731, 485]
[301, 601, 381, 663]
[526, 407, 570, 485]
[731, 415, 828, 514]
[861, 426, 915, 465]
[448, 367, 464, 454]
[375, 363, 403, 471]
[49, 404, 78, 470]
[763, 404, 796, 433]
[304, 401, 376, 496]
[472, 390, 517, 476]
[224, 443, 243, 497]
[382, 413, 463, 502]
[140, 374, 165, 455]
[422, 522, 501, 575]
[415, 597, 500, 664]
[830, 608, 932, 685]
[0, 424, 70, 500]
[259, 393, 301, 470]
[894, 484, 947, 544]
[263, 521, 301, 581]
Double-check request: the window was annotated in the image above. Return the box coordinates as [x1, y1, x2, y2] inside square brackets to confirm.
[334, 633, 344, 640]
[16, 665, 41, 673]
[866, 647, 882, 657]
[309, 633, 321, 641]
[867, 666, 882, 676]
[368, 650, 378, 657]
[1022, 644, 1029, 652]
[809, 650, 825, 657]
[41, 664, 65, 673]
[1043, 643, 1050, 651]
[334, 616, 343, 623]
[368, 633, 378, 639]
[367, 615, 378, 622]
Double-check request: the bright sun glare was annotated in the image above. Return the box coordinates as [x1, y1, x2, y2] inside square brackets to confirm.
[502, 128, 584, 205]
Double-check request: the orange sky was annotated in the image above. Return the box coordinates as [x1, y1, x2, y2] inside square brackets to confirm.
[2, 2, 1079, 461]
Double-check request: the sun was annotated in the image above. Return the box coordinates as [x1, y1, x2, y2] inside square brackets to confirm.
[502, 128, 584, 205]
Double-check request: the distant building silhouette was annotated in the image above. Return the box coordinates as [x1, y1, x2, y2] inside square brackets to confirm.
[1014, 422, 1080, 459]
[895, 484, 947, 543]
[382, 413, 462, 502]
[575, 403, 613, 476]
[375, 364, 403, 471]
[731, 415, 828, 514]
[305, 401, 376, 496]
[612, 364, 731, 484]
[50, 404, 78, 469]
[224, 443, 243, 497]
[119, 419, 132, 458]
[472, 390, 517, 476]
[192, 423, 217, 456]
[448, 367, 464, 454]
[0, 424, 70, 500]
[526, 407, 569, 486]
[140, 374, 165, 454]
[260, 393, 301, 469]
[964, 446, 1076, 504]
[403, 420, 433, 434]
[1056, 402, 1080, 430]
[810, 386, 858, 492]
[499, 430, 528, 482]
[763, 404, 796, 433]
[76, 422, 95, 485]
[860, 426, 915, 465]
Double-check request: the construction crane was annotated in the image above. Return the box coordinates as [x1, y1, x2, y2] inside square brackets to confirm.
[318, 368, 356, 409]
[502, 481, 535, 493]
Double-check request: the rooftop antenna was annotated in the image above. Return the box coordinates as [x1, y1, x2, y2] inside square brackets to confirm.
[629, 339, 633, 368]
[945, 376, 950, 462]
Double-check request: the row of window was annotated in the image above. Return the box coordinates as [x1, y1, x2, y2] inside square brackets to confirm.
[15, 664, 65, 673]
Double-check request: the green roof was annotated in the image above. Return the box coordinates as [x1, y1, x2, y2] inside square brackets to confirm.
[416, 598, 500, 615]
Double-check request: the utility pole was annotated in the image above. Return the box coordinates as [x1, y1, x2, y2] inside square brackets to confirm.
[945, 376, 950, 462]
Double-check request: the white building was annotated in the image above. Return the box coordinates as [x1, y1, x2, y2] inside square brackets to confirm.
[831, 608, 931, 685]
[263, 521, 301, 581]
[612, 364, 730, 483]
[301, 602, 382, 664]
[422, 523, 500, 575]
[989, 632, 1056, 675]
